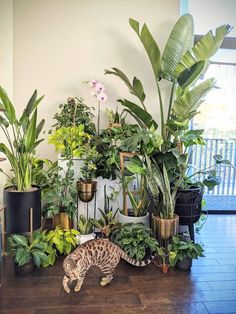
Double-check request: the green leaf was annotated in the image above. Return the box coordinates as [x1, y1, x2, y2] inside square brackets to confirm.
[11, 234, 29, 247]
[177, 60, 206, 90]
[118, 99, 158, 129]
[172, 78, 215, 122]
[24, 109, 37, 152]
[132, 77, 146, 102]
[18, 252, 31, 266]
[129, 18, 161, 79]
[0, 86, 17, 124]
[161, 14, 194, 80]
[176, 24, 232, 73]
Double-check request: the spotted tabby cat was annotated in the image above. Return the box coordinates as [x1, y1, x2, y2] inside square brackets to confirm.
[63, 238, 151, 293]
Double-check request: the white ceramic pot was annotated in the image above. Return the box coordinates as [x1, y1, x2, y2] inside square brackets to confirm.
[76, 233, 95, 245]
[118, 212, 150, 227]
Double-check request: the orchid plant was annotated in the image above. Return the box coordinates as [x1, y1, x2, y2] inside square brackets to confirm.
[88, 79, 108, 134]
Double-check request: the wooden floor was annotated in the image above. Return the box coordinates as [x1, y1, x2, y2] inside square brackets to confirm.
[1, 215, 236, 314]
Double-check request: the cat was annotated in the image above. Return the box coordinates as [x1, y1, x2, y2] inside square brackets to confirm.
[62, 238, 152, 293]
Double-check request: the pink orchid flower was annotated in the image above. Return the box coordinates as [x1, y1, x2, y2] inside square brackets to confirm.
[97, 92, 108, 102]
[95, 82, 105, 93]
[89, 79, 97, 88]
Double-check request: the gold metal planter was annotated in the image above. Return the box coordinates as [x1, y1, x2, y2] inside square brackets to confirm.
[152, 214, 179, 240]
[53, 212, 72, 229]
[77, 181, 97, 203]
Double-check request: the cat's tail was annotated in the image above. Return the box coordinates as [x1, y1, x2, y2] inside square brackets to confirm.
[120, 249, 154, 267]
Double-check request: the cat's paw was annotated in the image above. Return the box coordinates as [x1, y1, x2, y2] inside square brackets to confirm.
[100, 278, 110, 286]
[64, 286, 71, 293]
[74, 285, 81, 292]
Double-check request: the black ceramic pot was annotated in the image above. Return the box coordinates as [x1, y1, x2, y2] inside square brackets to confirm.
[4, 186, 41, 233]
[175, 186, 203, 225]
[176, 256, 192, 271]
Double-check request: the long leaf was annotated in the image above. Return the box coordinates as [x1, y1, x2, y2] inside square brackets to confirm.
[0, 87, 17, 124]
[176, 24, 232, 73]
[172, 78, 215, 121]
[0, 143, 15, 168]
[24, 110, 37, 152]
[161, 14, 194, 80]
[36, 119, 45, 138]
[129, 18, 161, 79]
[177, 60, 206, 90]
[118, 99, 158, 129]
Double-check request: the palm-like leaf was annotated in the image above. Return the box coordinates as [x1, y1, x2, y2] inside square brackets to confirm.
[161, 14, 194, 80]
[129, 18, 161, 79]
[172, 78, 216, 122]
[176, 24, 232, 74]
[118, 99, 158, 129]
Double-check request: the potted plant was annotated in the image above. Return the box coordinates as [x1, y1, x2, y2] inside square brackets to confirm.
[8, 232, 50, 275]
[77, 214, 96, 244]
[77, 144, 100, 202]
[92, 185, 119, 237]
[44, 226, 79, 256]
[105, 14, 231, 240]
[43, 160, 77, 229]
[105, 108, 126, 128]
[110, 223, 158, 262]
[0, 87, 45, 233]
[168, 235, 204, 271]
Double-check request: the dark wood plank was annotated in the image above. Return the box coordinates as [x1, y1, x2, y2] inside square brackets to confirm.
[191, 265, 236, 274]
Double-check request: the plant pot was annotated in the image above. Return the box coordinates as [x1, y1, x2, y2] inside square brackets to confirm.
[118, 212, 150, 227]
[53, 212, 73, 229]
[161, 263, 169, 274]
[109, 123, 122, 128]
[14, 260, 35, 276]
[76, 233, 95, 245]
[176, 256, 192, 271]
[4, 186, 41, 234]
[175, 186, 203, 225]
[77, 181, 97, 203]
[152, 214, 179, 240]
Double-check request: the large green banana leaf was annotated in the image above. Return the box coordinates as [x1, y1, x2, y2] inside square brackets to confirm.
[175, 24, 232, 74]
[161, 14, 194, 80]
[24, 110, 37, 152]
[20, 90, 44, 124]
[117, 99, 158, 129]
[129, 18, 161, 79]
[172, 78, 215, 122]
[177, 60, 206, 90]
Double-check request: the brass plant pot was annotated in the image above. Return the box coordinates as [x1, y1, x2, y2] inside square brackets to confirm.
[77, 181, 97, 203]
[53, 212, 72, 229]
[152, 214, 179, 240]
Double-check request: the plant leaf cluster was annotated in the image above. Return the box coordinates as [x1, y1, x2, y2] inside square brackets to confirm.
[110, 223, 158, 261]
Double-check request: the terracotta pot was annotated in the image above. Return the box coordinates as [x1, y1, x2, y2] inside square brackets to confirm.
[152, 214, 179, 239]
[53, 212, 73, 229]
[161, 263, 169, 274]
[77, 181, 97, 203]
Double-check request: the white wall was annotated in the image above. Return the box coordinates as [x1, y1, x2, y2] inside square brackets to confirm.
[12, 0, 180, 161]
[0, 0, 13, 199]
